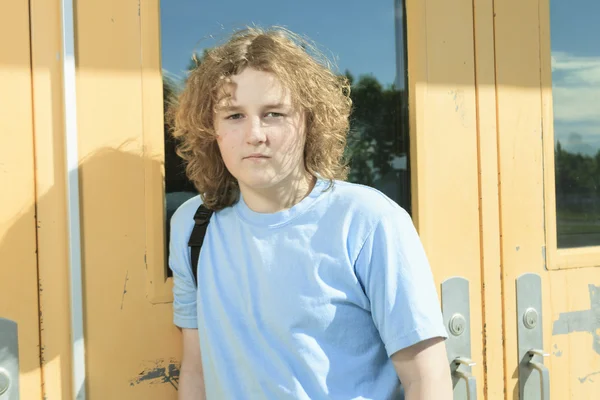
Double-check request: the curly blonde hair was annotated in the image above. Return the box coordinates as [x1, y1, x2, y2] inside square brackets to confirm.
[170, 26, 352, 210]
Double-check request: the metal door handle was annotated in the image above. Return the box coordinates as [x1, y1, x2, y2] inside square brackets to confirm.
[453, 357, 477, 400]
[455, 356, 476, 368]
[517, 274, 548, 400]
[442, 278, 475, 400]
[527, 349, 549, 358]
[527, 349, 550, 400]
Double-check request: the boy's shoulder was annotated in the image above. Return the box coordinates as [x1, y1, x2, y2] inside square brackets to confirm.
[170, 194, 202, 233]
[322, 180, 413, 233]
[328, 180, 406, 218]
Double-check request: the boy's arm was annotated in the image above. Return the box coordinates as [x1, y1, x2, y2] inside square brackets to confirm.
[391, 336, 453, 400]
[178, 328, 206, 400]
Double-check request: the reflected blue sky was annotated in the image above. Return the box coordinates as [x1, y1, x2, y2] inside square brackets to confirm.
[550, 0, 598, 57]
[550, 0, 600, 155]
[160, 0, 398, 86]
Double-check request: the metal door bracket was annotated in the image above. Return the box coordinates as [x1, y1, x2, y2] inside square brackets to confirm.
[442, 277, 477, 399]
[516, 273, 550, 400]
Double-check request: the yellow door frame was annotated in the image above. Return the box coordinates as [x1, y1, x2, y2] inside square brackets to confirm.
[0, 1, 43, 399]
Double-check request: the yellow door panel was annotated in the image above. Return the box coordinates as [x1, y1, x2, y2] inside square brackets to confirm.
[549, 270, 600, 398]
[0, 1, 43, 399]
[73, 0, 180, 398]
[494, 0, 600, 398]
[406, 0, 489, 397]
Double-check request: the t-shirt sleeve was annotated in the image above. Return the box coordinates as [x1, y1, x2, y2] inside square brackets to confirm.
[168, 200, 200, 329]
[354, 205, 448, 357]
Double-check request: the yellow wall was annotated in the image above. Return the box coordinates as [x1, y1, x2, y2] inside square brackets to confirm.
[407, 0, 487, 397]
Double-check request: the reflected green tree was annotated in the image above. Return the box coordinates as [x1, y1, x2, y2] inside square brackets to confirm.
[554, 140, 600, 248]
[344, 71, 408, 192]
[163, 75, 194, 194]
[555, 140, 600, 212]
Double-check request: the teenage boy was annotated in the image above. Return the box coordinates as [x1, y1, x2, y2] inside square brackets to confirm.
[169, 27, 452, 400]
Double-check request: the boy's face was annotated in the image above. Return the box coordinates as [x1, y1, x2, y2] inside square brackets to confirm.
[214, 67, 307, 194]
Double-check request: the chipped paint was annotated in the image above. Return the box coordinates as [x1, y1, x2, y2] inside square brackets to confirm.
[552, 344, 562, 357]
[129, 358, 180, 390]
[448, 89, 467, 127]
[552, 284, 600, 355]
[578, 370, 600, 384]
[120, 270, 129, 310]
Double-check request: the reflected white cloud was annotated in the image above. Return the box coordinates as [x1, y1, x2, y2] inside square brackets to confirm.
[552, 52, 600, 82]
[551, 51, 600, 155]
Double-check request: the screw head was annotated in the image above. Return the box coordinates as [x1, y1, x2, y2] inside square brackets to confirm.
[449, 314, 467, 336]
[523, 308, 538, 329]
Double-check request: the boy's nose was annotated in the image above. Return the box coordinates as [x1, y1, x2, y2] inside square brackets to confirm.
[246, 117, 266, 144]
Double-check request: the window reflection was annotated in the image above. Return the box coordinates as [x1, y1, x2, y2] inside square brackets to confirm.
[161, 1, 410, 268]
[550, 0, 600, 248]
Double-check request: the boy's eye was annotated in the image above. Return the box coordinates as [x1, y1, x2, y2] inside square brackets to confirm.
[265, 112, 284, 118]
[226, 113, 243, 120]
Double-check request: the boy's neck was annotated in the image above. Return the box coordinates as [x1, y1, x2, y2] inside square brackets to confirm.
[240, 172, 316, 214]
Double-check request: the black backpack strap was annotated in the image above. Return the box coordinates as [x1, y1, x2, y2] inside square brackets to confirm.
[188, 204, 214, 286]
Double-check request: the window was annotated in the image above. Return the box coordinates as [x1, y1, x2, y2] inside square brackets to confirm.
[160, 1, 411, 273]
[550, 0, 600, 249]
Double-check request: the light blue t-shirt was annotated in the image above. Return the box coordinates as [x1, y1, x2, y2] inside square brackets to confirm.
[169, 179, 448, 399]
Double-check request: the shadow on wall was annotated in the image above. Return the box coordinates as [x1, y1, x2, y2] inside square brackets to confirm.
[0, 146, 192, 398]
